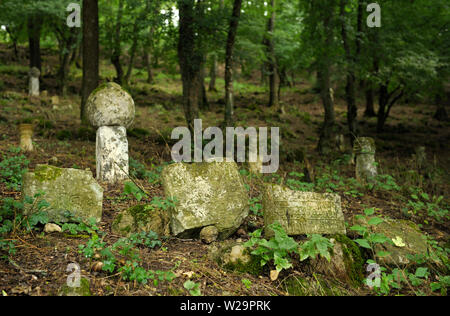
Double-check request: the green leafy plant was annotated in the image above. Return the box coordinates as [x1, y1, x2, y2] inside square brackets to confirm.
[0, 147, 29, 190]
[244, 222, 298, 272]
[123, 181, 147, 201]
[183, 280, 202, 296]
[298, 234, 334, 262]
[350, 208, 392, 259]
[249, 197, 262, 216]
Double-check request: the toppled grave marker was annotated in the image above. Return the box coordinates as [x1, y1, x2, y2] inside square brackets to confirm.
[263, 184, 346, 237]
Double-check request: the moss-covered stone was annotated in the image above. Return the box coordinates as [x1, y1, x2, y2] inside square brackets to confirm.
[162, 162, 249, 239]
[34, 165, 62, 182]
[353, 216, 428, 266]
[208, 241, 263, 276]
[22, 165, 103, 223]
[112, 204, 170, 237]
[58, 278, 92, 296]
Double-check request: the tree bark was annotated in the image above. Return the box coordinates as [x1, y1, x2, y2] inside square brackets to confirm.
[28, 16, 42, 70]
[178, 0, 203, 131]
[340, 0, 357, 143]
[224, 0, 243, 127]
[264, 0, 280, 109]
[111, 0, 124, 85]
[317, 4, 336, 155]
[209, 54, 217, 92]
[81, 0, 99, 123]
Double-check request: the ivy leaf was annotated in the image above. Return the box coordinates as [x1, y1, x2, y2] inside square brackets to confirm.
[368, 217, 384, 226]
[355, 239, 371, 249]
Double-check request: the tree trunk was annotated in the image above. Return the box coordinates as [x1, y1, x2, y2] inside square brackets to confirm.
[224, 0, 243, 127]
[364, 84, 377, 117]
[178, 0, 203, 131]
[264, 0, 279, 109]
[317, 5, 336, 155]
[143, 48, 153, 84]
[28, 16, 42, 70]
[433, 90, 449, 121]
[111, 0, 124, 85]
[209, 54, 217, 92]
[200, 61, 209, 110]
[81, 0, 99, 123]
[340, 0, 357, 143]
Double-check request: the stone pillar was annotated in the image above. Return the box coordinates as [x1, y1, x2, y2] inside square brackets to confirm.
[19, 123, 34, 152]
[96, 126, 129, 183]
[28, 67, 40, 97]
[414, 146, 426, 169]
[86, 82, 135, 184]
[353, 137, 377, 183]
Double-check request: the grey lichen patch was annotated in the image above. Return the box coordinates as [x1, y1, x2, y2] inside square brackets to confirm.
[112, 204, 170, 237]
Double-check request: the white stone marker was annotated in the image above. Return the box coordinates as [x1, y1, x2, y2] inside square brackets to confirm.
[96, 126, 129, 183]
[354, 137, 377, 184]
[28, 67, 40, 97]
[86, 82, 135, 183]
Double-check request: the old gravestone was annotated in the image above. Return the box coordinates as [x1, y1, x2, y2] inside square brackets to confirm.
[28, 67, 40, 97]
[161, 161, 249, 239]
[86, 82, 135, 183]
[263, 184, 346, 237]
[353, 137, 377, 184]
[22, 165, 103, 223]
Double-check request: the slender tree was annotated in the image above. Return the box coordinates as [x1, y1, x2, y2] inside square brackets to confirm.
[224, 0, 243, 127]
[81, 0, 99, 123]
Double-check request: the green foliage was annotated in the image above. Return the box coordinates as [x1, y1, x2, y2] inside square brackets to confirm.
[241, 278, 252, 289]
[61, 215, 100, 235]
[298, 234, 334, 262]
[0, 147, 29, 190]
[78, 229, 175, 286]
[0, 193, 50, 257]
[123, 181, 147, 201]
[183, 280, 201, 296]
[405, 191, 448, 223]
[249, 196, 262, 216]
[244, 222, 298, 272]
[350, 208, 392, 258]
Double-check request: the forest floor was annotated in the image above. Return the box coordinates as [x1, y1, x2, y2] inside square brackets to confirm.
[0, 44, 449, 296]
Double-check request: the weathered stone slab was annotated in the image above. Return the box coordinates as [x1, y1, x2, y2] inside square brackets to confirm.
[353, 217, 428, 266]
[161, 161, 249, 239]
[96, 126, 129, 183]
[112, 204, 170, 237]
[263, 184, 346, 236]
[22, 165, 103, 223]
[86, 82, 135, 128]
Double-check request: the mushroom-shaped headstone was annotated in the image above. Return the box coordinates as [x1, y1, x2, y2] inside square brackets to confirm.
[86, 82, 135, 128]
